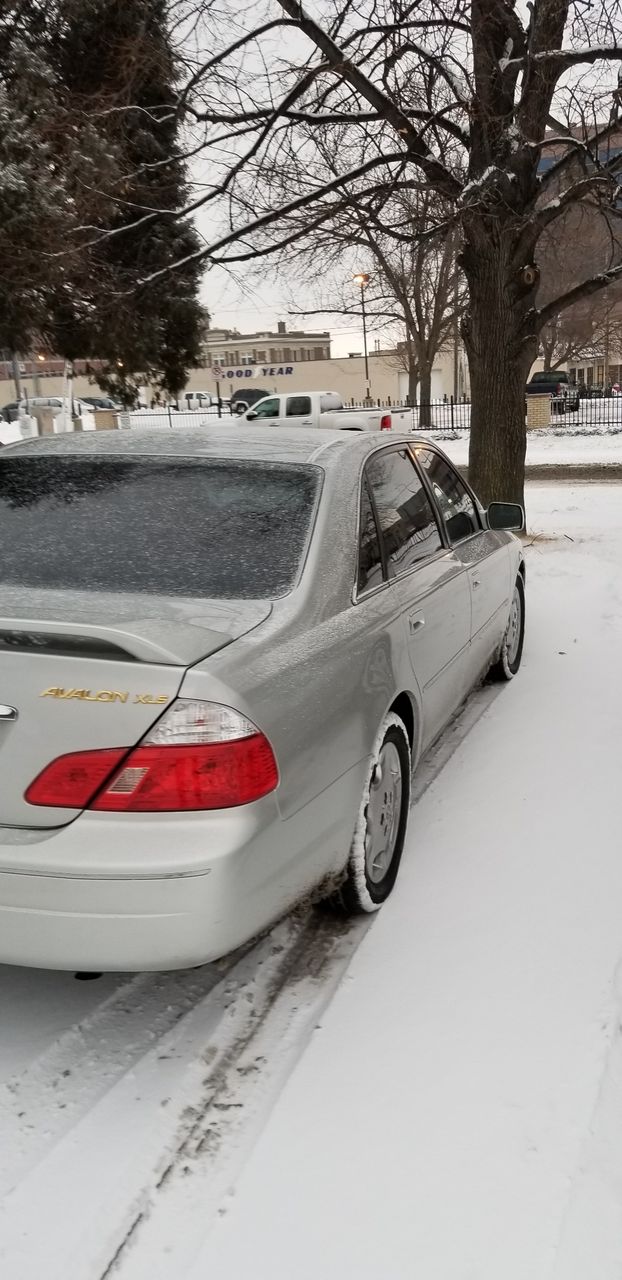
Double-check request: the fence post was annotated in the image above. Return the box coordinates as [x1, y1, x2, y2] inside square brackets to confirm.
[450, 395, 455, 432]
[216, 380, 222, 419]
[167, 404, 173, 429]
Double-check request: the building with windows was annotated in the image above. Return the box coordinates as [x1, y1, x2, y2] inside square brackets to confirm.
[202, 321, 331, 369]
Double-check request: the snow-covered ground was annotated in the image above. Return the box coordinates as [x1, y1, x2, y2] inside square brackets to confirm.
[2, 483, 622, 1279]
[432, 428, 622, 468]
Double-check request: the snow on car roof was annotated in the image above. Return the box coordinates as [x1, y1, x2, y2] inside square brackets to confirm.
[6, 424, 418, 467]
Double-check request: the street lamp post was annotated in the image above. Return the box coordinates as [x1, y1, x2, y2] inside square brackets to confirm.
[353, 272, 371, 403]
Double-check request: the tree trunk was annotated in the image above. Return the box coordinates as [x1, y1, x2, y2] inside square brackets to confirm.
[11, 353, 22, 401]
[418, 362, 433, 429]
[407, 361, 418, 405]
[462, 235, 538, 510]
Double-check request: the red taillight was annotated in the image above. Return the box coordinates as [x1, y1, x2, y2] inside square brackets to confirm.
[92, 737, 278, 812]
[26, 748, 128, 808]
[25, 700, 279, 812]
[380, 414, 392, 430]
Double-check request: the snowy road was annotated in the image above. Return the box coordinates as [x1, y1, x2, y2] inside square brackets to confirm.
[2, 483, 622, 1279]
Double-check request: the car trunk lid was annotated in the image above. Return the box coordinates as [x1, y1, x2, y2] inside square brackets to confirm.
[0, 591, 271, 829]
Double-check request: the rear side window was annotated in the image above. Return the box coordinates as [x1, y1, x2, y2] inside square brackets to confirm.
[357, 479, 384, 594]
[367, 448, 442, 574]
[0, 456, 321, 599]
[286, 396, 311, 417]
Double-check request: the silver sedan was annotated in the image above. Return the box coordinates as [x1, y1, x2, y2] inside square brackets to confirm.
[0, 427, 524, 970]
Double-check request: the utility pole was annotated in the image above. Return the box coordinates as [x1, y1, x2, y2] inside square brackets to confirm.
[353, 272, 371, 403]
[452, 244, 460, 402]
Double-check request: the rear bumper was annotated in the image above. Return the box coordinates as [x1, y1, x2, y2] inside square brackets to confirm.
[0, 763, 366, 971]
[0, 802, 284, 970]
[0, 867, 238, 971]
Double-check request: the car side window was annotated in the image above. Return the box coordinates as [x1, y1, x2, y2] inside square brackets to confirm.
[415, 447, 479, 544]
[357, 478, 384, 594]
[367, 448, 442, 576]
[286, 396, 311, 417]
[252, 397, 280, 419]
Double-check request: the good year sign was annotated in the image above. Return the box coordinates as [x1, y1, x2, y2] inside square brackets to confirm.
[213, 365, 295, 381]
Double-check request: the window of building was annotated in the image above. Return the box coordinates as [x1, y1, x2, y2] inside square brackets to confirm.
[586, 368, 594, 385]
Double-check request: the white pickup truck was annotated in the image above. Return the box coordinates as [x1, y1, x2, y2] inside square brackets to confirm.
[240, 390, 412, 433]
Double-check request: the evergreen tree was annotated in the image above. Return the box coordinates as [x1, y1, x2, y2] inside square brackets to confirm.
[49, 0, 204, 400]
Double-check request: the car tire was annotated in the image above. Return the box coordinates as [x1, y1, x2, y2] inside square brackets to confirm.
[489, 574, 525, 681]
[332, 712, 411, 915]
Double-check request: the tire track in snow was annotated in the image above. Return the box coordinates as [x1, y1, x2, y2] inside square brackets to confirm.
[0, 952, 249, 1197]
[0, 912, 366, 1280]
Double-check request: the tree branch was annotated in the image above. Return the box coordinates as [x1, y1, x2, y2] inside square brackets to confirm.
[538, 263, 622, 329]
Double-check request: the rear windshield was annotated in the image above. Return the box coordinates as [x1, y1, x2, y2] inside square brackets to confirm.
[0, 456, 321, 599]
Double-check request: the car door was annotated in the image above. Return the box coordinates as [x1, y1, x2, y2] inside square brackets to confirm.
[366, 446, 471, 750]
[412, 445, 512, 676]
[283, 394, 314, 429]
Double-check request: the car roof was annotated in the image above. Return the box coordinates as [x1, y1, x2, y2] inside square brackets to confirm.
[6, 424, 425, 467]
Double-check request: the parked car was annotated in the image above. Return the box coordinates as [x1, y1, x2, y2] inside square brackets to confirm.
[80, 395, 122, 411]
[231, 386, 271, 414]
[0, 426, 524, 972]
[243, 390, 412, 431]
[525, 370, 580, 413]
[17, 396, 94, 418]
[0, 402, 21, 422]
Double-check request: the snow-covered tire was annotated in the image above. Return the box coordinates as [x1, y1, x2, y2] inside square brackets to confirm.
[489, 574, 525, 681]
[332, 712, 411, 915]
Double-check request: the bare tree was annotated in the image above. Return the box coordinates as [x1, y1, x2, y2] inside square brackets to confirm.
[138, 0, 622, 505]
[283, 186, 465, 420]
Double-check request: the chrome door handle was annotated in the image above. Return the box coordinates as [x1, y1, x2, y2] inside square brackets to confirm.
[301, 419, 313, 425]
[409, 616, 425, 634]
[0, 705, 17, 721]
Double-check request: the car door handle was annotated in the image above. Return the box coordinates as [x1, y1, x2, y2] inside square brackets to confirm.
[301, 419, 313, 425]
[471, 577, 482, 589]
[0, 705, 17, 721]
[409, 615, 425, 634]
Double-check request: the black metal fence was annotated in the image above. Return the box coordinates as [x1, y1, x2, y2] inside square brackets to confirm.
[543, 392, 622, 430]
[107, 393, 622, 436]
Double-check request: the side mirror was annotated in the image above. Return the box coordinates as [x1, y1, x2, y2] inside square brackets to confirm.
[487, 501, 524, 532]
[245, 409, 257, 420]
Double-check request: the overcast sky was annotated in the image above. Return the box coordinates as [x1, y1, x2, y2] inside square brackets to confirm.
[198, 259, 375, 358]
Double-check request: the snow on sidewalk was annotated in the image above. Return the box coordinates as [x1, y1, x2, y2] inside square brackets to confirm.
[435, 429, 622, 468]
[178, 484, 622, 1280]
